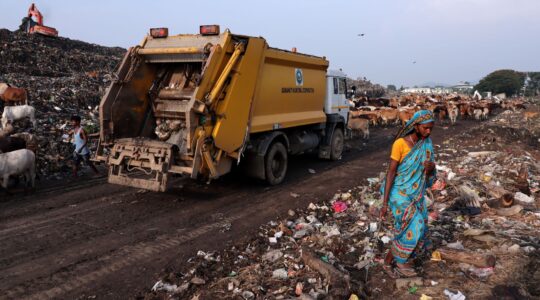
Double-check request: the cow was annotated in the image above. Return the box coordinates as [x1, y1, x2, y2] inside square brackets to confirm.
[473, 108, 483, 120]
[0, 120, 14, 138]
[0, 83, 8, 95]
[347, 117, 369, 139]
[447, 105, 459, 125]
[1, 105, 37, 128]
[458, 103, 471, 119]
[0, 136, 26, 154]
[481, 107, 490, 120]
[389, 98, 401, 108]
[0, 149, 36, 192]
[350, 110, 379, 126]
[524, 111, 540, 124]
[433, 105, 447, 124]
[379, 108, 399, 126]
[398, 109, 415, 126]
[0, 85, 28, 106]
[11, 132, 38, 154]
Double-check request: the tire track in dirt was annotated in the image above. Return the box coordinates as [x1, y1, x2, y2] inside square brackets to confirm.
[0, 189, 133, 238]
[4, 217, 239, 300]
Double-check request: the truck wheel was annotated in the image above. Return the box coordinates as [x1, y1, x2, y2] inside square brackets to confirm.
[265, 142, 288, 185]
[330, 128, 344, 160]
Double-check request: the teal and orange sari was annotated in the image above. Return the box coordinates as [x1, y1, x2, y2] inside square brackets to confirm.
[381, 110, 436, 264]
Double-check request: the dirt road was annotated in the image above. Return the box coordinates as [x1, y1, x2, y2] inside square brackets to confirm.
[0, 122, 475, 299]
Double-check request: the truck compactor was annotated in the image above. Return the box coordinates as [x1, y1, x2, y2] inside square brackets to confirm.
[94, 26, 349, 191]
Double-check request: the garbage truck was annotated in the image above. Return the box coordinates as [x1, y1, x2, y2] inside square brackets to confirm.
[94, 25, 349, 191]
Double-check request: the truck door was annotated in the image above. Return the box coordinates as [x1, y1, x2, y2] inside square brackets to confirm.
[325, 76, 349, 122]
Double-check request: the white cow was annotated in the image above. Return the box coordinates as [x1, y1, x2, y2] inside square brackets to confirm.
[2, 105, 37, 128]
[0, 149, 36, 190]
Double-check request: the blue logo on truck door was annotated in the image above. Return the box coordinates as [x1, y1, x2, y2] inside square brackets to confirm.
[295, 68, 303, 86]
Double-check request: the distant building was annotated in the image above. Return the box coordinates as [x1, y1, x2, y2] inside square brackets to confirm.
[402, 87, 452, 94]
[402, 87, 432, 94]
[451, 84, 474, 93]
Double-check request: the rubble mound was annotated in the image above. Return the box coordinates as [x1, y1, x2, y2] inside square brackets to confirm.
[0, 28, 125, 177]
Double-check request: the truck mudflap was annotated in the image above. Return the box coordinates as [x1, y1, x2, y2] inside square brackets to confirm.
[107, 138, 177, 192]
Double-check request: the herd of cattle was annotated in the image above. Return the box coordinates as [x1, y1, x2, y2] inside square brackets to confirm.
[346, 94, 528, 139]
[0, 83, 38, 193]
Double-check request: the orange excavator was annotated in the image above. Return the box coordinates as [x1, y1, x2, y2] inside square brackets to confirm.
[19, 3, 58, 37]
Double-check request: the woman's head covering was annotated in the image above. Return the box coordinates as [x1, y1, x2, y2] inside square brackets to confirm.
[395, 110, 434, 139]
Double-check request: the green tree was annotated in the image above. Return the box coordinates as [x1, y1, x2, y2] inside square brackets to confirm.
[387, 84, 397, 91]
[475, 69, 525, 96]
[525, 72, 540, 97]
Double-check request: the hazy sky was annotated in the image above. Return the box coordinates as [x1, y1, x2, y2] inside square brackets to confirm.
[1, 0, 539, 87]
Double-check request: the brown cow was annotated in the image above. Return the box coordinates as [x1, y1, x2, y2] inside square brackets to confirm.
[347, 117, 369, 139]
[0, 85, 28, 106]
[398, 109, 415, 126]
[458, 103, 471, 119]
[524, 111, 539, 124]
[379, 108, 399, 126]
[349, 110, 379, 126]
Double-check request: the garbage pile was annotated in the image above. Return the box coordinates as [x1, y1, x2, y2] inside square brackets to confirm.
[0, 28, 125, 178]
[143, 108, 539, 300]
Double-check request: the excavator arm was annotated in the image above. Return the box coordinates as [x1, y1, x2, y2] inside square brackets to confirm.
[28, 3, 44, 25]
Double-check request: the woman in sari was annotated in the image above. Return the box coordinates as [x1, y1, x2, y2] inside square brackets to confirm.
[380, 110, 436, 277]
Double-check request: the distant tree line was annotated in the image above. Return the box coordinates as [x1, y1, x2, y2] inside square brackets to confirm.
[475, 69, 540, 97]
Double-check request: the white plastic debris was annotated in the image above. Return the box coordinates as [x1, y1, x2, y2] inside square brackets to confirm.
[514, 192, 534, 204]
[367, 177, 379, 185]
[380, 236, 391, 244]
[447, 241, 465, 250]
[467, 151, 495, 158]
[272, 268, 288, 280]
[242, 290, 255, 300]
[263, 249, 283, 262]
[151, 280, 180, 293]
[444, 289, 466, 300]
[320, 224, 341, 237]
[369, 222, 378, 232]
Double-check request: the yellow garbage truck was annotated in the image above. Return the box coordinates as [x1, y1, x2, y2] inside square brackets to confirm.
[94, 26, 349, 191]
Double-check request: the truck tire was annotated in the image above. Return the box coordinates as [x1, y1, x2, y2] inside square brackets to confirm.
[330, 128, 344, 160]
[265, 142, 288, 185]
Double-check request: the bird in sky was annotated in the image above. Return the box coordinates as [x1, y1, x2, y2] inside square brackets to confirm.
[413, 61, 417, 64]
[358, 33, 365, 37]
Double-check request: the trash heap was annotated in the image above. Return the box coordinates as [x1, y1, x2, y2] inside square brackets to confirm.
[145, 108, 539, 300]
[0, 28, 125, 178]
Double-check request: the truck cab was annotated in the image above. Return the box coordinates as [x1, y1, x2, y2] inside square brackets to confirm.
[325, 69, 349, 122]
